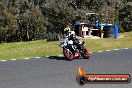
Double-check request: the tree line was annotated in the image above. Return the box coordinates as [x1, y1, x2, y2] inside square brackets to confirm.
[0, 0, 132, 43]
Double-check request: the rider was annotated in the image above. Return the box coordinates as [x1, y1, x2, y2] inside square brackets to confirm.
[64, 24, 78, 45]
[64, 25, 81, 57]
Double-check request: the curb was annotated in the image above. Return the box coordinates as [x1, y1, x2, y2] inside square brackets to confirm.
[0, 48, 130, 62]
[0, 57, 41, 62]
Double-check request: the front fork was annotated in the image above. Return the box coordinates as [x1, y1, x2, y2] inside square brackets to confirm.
[69, 45, 79, 56]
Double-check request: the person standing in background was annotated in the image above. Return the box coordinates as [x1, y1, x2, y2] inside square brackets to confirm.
[113, 23, 119, 38]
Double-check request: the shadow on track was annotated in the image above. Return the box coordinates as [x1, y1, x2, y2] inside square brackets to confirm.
[48, 56, 70, 61]
[48, 56, 85, 61]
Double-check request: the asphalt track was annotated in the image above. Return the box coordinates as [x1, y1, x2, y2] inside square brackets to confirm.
[0, 48, 132, 88]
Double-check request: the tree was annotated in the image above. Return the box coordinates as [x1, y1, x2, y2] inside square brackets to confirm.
[118, 1, 132, 32]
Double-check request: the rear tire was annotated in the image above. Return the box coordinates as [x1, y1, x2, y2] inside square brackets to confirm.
[82, 48, 90, 59]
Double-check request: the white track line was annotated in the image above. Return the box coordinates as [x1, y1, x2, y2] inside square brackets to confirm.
[106, 50, 110, 51]
[58, 55, 64, 57]
[113, 49, 119, 51]
[98, 51, 103, 52]
[58, 55, 63, 56]
[11, 59, 17, 61]
[24, 58, 30, 60]
[0, 60, 7, 62]
[124, 48, 128, 49]
[35, 57, 41, 59]
[45, 56, 49, 58]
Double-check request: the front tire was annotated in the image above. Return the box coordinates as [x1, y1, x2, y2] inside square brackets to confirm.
[63, 48, 74, 61]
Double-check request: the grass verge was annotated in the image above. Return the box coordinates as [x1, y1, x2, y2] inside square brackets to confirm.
[0, 32, 132, 60]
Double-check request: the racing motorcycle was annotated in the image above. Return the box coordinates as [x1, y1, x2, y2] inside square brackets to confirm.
[60, 31, 90, 60]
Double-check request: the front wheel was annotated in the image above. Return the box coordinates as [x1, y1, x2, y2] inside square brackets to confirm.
[63, 48, 74, 61]
[81, 48, 90, 59]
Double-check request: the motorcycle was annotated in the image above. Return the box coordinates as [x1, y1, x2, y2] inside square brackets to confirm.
[60, 31, 90, 60]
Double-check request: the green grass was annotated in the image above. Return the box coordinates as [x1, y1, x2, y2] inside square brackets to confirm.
[0, 32, 132, 60]
[84, 32, 132, 52]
